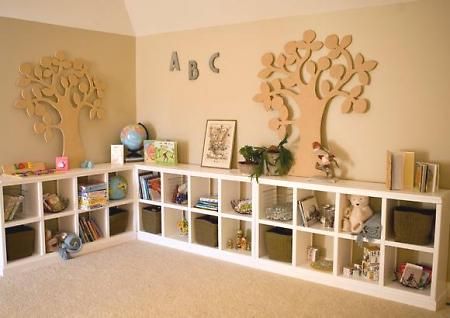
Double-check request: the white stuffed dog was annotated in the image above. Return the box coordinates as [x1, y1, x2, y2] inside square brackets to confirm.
[342, 195, 373, 234]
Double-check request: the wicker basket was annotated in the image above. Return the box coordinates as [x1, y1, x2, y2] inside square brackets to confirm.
[393, 206, 434, 245]
[264, 227, 292, 262]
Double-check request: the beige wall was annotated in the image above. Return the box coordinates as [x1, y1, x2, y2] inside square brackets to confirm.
[0, 17, 136, 167]
[136, 0, 450, 279]
[136, 0, 450, 186]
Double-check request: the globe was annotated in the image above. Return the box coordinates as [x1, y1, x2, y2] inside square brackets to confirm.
[120, 124, 148, 152]
[109, 175, 128, 200]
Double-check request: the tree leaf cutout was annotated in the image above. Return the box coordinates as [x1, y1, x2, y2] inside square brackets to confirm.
[17, 77, 31, 87]
[358, 71, 370, 85]
[327, 49, 340, 59]
[42, 87, 55, 97]
[269, 117, 281, 130]
[34, 122, 46, 134]
[35, 103, 46, 116]
[303, 30, 316, 43]
[341, 99, 353, 113]
[330, 64, 345, 79]
[258, 68, 273, 79]
[43, 69, 53, 78]
[34, 65, 43, 79]
[310, 41, 323, 51]
[31, 86, 42, 98]
[284, 41, 297, 54]
[277, 125, 287, 139]
[73, 92, 81, 105]
[363, 60, 378, 71]
[271, 96, 283, 109]
[21, 89, 32, 99]
[278, 106, 289, 120]
[286, 55, 296, 65]
[42, 113, 52, 124]
[324, 34, 339, 49]
[350, 85, 363, 98]
[317, 57, 331, 70]
[68, 74, 79, 86]
[355, 53, 364, 66]
[305, 61, 316, 75]
[15, 99, 28, 109]
[96, 108, 105, 119]
[26, 104, 35, 117]
[353, 99, 369, 113]
[263, 96, 272, 110]
[260, 82, 270, 94]
[61, 77, 69, 88]
[321, 80, 332, 95]
[89, 109, 96, 120]
[261, 53, 275, 66]
[340, 35, 352, 48]
[271, 79, 282, 90]
[253, 93, 264, 103]
[44, 129, 53, 142]
[79, 82, 89, 93]
[281, 76, 296, 88]
[40, 56, 52, 67]
[275, 54, 286, 67]
[19, 63, 33, 75]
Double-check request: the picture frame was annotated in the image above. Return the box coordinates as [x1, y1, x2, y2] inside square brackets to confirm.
[201, 120, 236, 169]
[299, 196, 320, 227]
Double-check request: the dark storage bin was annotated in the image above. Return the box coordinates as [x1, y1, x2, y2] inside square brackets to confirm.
[194, 215, 218, 247]
[109, 207, 128, 236]
[142, 205, 161, 234]
[393, 206, 434, 245]
[6, 225, 35, 261]
[264, 227, 292, 262]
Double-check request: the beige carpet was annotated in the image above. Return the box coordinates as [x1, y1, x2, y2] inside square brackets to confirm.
[0, 241, 449, 318]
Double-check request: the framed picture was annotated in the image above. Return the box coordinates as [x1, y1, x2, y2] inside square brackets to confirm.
[201, 120, 236, 169]
[299, 196, 320, 227]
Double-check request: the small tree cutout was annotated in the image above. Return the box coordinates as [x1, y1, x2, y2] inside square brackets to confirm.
[253, 30, 377, 177]
[16, 51, 106, 167]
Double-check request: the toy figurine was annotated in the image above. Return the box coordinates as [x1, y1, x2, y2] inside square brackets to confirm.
[235, 229, 243, 249]
[342, 195, 374, 234]
[312, 141, 339, 179]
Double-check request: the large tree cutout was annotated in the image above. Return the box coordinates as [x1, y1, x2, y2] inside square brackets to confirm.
[15, 51, 106, 167]
[253, 30, 377, 177]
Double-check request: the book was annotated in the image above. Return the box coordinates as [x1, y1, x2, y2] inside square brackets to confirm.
[138, 172, 159, 200]
[400, 263, 423, 288]
[144, 140, 156, 163]
[403, 152, 415, 190]
[386, 151, 415, 190]
[425, 163, 439, 193]
[147, 178, 161, 201]
[111, 145, 124, 165]
[154, 141, 178, 165]
[79, 182, 107, 193]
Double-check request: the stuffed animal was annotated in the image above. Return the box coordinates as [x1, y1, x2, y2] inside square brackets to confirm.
[342, 195, 373, 234]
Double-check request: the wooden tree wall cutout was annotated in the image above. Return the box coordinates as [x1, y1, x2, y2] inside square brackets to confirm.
[16, 51, 106, 167]
[253, 30, 377, 177]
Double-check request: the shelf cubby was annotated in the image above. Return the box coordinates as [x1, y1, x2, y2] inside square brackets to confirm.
[190, 176, 218, 213]
[336, 238, 380, 284]
[191, 212, 218, 248]
[297, 188, 336, 229]
[42, 178, 75, 217]
[220, 179, 252, 219]
[221, 217, 251, 256]
[139, 204, 161, 235]
[163, 173, 187, 207]
[78, 208, 106, 243]
[296, 231, 334, 274]
[137, 169, 161, 202]
[44, 215, 76, 253]
[108, 170, 134, 202]
[5, 222, 41, 263]
[337, 193, 382, 235]
[109, 204, 134, 236]
[383, 246, 433, 296]
[259, 184, 293, 226]
[259, 224, 292, 264]
[3, 183, 40, 224]
[163, 207, 188, 242]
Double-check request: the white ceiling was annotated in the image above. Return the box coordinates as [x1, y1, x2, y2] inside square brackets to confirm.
[0, 0, 414, 36]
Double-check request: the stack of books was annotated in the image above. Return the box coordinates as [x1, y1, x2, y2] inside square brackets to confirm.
[415, 162, 439, 193]
[138, 171, 161, 201]
[78, 182, 108, 210]
[79, 215, 103, 243]
[194, 195, 218, 211]
[385, 151, 415, 190]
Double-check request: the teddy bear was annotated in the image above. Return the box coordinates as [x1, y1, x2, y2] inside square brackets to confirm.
[342, 195, 373, 234]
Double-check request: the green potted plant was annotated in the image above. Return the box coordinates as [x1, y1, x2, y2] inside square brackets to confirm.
[238, 135, 294, 180]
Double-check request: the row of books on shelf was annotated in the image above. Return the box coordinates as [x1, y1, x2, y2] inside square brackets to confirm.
[139, 171, 161, 201]
[194, 195, 218, 211]
[78, 182, 108, 210]
[385, 151, 439, 192]
[79, 215, 103, 243]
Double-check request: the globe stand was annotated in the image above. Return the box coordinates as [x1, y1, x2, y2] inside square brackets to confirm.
[125, 148, 145, 163]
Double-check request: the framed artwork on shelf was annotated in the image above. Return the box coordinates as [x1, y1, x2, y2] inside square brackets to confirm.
[201, 119, 236, 169]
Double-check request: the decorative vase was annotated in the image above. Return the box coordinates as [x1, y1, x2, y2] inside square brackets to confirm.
[238, 161, 258, 175]
[265, 152, 280, 176]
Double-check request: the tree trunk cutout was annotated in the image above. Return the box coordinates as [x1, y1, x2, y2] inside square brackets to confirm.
[16, 51, 106, 168]
[253, 30, 377, 177]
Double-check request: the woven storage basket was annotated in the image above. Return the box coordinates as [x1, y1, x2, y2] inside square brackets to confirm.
[194, 215, 218, 247]
[393, 206, 434, 245]
[264, 227, 292, 262]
